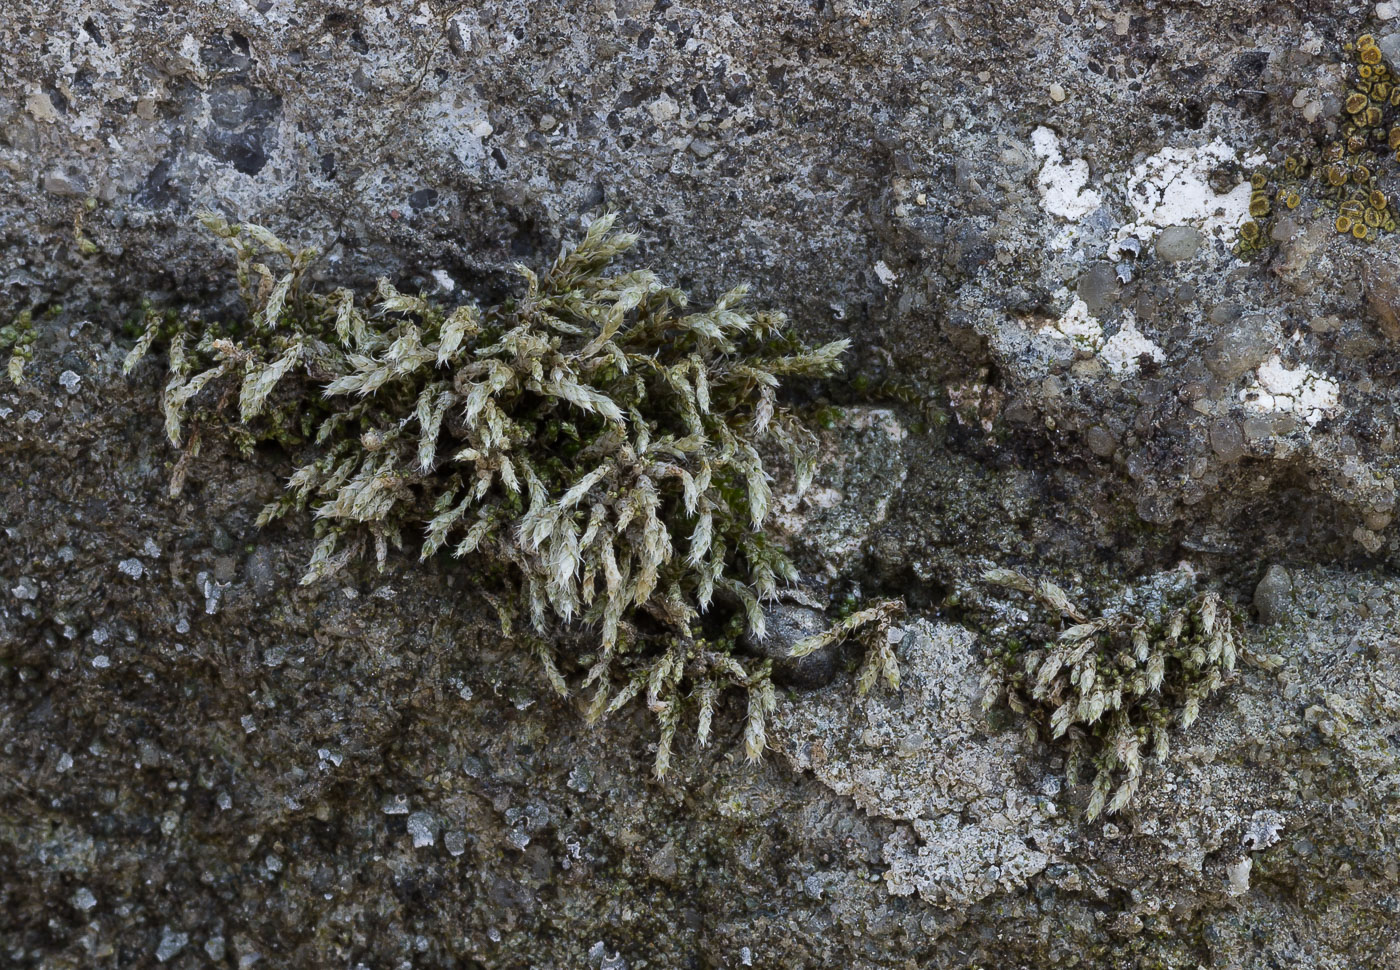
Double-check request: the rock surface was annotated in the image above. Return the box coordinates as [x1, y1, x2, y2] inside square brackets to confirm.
[7, 1, 1400, 968]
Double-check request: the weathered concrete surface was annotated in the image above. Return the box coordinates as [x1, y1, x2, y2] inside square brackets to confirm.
[7, 1, 1400, 968]
[9, 0, 1400, 558]
[778, 600, 1400, 969]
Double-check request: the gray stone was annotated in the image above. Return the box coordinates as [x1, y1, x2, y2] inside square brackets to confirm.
[1084, 425, 1118, 458]
[1379, 31, 1400, 70]
[744, 600, 841, 690]
[1205, 313, 1276, 383]
[1076, 262, 1121, 316]
[1209, 418, 1246, 462]
[1154, 225, 1203, 262]
[1254, 565, 1294, 625]
[155, 928, 188, 963]
[42, 169, 87, 197]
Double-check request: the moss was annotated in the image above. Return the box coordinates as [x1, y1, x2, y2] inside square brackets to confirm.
[124, 212, 866, 777]
[1, 306, 45, 385]
[982, 567, 1240, 819]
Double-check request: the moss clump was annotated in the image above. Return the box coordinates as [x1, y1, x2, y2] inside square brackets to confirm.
[125, 212, 850, 774]
[981, 568, 1239, 819]
[2, 307, 41, 385]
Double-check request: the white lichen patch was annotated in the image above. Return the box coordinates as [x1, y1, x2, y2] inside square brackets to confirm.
[1043, 296, 1166, 378]
[1242, 809, 1287, 851]
[1239, 356, 1340, 426]
[883, 813, 1052, 907]
[775, 622, 1061, 910]
[1049, 296, 1102, 349]
[1031, 126, 1103, 220]
[1100, 316, 1167, 377]
[1114, 140, 1256, 250]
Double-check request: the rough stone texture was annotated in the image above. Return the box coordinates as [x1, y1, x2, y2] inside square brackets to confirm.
[8, 1, 1400, 968]
[778, 592, 1400, 969]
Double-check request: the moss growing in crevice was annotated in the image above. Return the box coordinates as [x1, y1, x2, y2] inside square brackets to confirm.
[124, 212, 862, 775]
[2, 305, 47, 385]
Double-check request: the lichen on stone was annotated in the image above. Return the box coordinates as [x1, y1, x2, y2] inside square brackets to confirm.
[1237, 31, 1400, 256]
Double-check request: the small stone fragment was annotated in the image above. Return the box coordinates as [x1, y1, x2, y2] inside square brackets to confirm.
[646, 96, 678, 122]
[744, 601, 842, 689]
[45, 170, 89, 196]
[1353, 526, 1384, 553]
[1254, 565, 1293, 625]
[1241, 415, 1274, 443]
[11, 576, 39, 600]
[1381, 32, 1400, 69]
[445, 830, 467, 856]
[407, 810, 437, 848]
[156, 927, 189, 963]
[1076, 262, 1120, 315]
[1209, 418, 1246, 462]
[1154, 225, 1202, 262]
[1205, 314, 1276, 382]
[1048, 82, 1066, 102]
[1085, 425, 1118, 458]
[1226, 856, 1252, 896]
